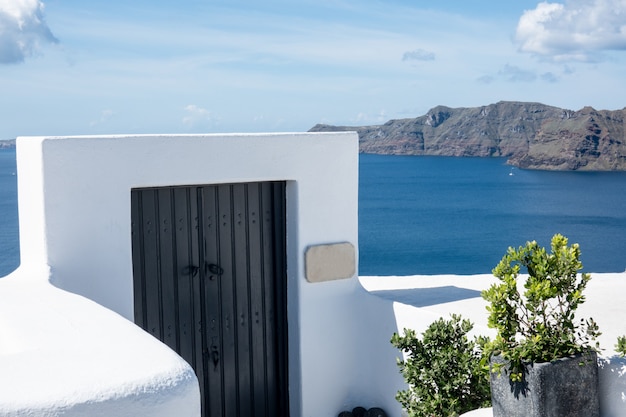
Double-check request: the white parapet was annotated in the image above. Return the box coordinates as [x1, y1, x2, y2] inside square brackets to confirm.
[0, 271, 200, 417]
[360, 273, 626, 417]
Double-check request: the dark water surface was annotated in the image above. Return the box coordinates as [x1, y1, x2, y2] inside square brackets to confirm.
[359, 154, 626, 275]
[0, 149, 19, 276]
[1, 150, 625, 277]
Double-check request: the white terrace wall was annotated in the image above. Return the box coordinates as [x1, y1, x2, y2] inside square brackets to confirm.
[15, 133, 385, 416]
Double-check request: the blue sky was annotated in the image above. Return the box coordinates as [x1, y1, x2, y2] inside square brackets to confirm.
[1, 0, 625, 139]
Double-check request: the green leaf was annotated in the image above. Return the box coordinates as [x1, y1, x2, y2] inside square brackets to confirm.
[481, 233, 601, 381]
[391, 315, 491, 416]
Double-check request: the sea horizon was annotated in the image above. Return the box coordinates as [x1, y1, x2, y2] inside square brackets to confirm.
[2, 150, 626, 277]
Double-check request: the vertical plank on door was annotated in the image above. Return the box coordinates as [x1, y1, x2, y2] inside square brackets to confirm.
[132, 182, 288, 417]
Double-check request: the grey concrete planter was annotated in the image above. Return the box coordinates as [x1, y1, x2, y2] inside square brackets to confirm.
[489, 352, 600, 417]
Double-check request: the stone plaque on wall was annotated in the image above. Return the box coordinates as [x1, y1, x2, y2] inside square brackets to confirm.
[305, 242, 356, 283]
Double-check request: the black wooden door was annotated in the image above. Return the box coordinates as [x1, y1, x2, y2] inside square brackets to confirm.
[131, 182, 288, 417]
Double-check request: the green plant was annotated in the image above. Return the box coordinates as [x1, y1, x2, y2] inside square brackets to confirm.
[390, 314, 491, 417]
[482, 233, 601, 382]
[616, 335, 626, 357]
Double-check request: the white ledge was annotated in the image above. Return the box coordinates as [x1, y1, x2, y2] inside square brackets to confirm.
[0, 271, 200, 417]
[359, 272, 626, 417]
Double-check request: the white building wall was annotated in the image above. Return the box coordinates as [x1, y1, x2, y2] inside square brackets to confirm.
[7, 133, 624, 417]
[14, 133, 382, 417]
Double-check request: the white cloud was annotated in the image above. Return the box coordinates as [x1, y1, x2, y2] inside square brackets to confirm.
[541, 72, 559, 83]
[351, 109, 388, 125]
[402, 48, 435, 61]
[478, 64, 569, 85]
[182, 105, 218, 129]
[499, 64, 537, 82]
[0, 0, 58, 64]
[477, 75, 495, 84]
[516, 0, 626, 61]
[90, 109, 114, 127]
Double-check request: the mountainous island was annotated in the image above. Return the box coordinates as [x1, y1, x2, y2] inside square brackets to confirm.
[3, 102, 625, 170]
[310, 101, 626, 171]
[0, 139, 15, 149]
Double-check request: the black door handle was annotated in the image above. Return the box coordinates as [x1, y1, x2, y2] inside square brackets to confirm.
[183, 265, 200, 277]
[206, 263, 224, 276]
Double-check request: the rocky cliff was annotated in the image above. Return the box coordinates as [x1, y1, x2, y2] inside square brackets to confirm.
[309, 101, 626, 170]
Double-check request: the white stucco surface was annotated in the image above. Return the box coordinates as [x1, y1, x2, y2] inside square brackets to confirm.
[360, 273, 626, 417]
[0, 272, 200, 417]
[7, 132, 362, 417]
[4, 133, 624, 417]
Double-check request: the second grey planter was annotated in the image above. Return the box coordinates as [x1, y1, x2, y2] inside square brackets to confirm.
[489, 352, 600, 417]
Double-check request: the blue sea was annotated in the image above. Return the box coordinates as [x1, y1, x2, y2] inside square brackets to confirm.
[0, 149, 19, 276]
[1, 149, 625, 277]
[359, 154, 626, 276]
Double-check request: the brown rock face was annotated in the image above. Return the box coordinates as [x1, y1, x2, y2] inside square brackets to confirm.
[309, 101, 626, 171]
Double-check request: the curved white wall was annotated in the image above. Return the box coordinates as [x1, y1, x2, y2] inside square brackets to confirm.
[0, 275, 200, 417]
